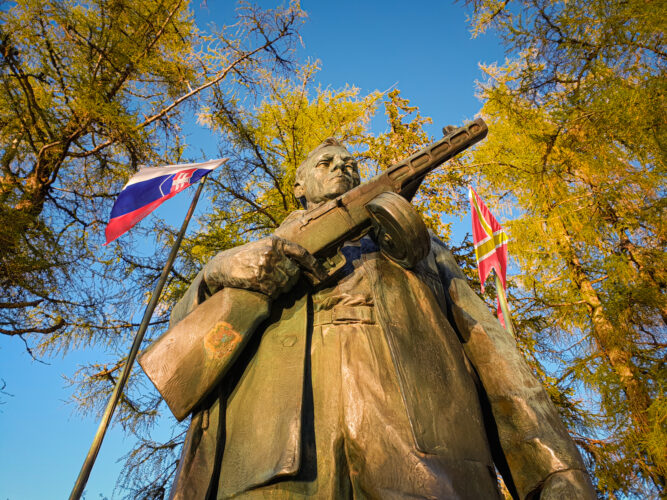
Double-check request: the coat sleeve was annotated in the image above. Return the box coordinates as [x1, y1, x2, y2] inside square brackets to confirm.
[169, 269, 209, 327]
[430, 239, 594, 499]
[169, 209, 309, 326]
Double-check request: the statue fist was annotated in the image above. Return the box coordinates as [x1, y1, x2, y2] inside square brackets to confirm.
[203, 236, 325, 298]
[538, 469, 596, 500]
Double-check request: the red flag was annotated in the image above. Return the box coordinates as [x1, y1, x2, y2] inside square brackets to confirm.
[469, 187, 509, 326]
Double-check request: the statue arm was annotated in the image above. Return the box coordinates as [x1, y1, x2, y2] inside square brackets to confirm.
[141, 232, 324, 421]
[169, 234, 323, 327]
[430, 240, 595, 500]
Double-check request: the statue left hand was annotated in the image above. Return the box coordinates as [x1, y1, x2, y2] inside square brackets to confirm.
[539, 469, 596, 500]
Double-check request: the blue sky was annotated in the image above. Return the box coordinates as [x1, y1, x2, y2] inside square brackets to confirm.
[0, 2, 506, 499]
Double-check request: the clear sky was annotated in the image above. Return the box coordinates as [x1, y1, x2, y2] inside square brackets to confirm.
[0, 2, 506, 499]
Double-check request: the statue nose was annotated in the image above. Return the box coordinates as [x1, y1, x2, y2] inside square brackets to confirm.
[331, 157, 345, 171]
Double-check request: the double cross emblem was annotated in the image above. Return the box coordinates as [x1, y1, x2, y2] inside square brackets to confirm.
[171, 170, 194, 193]
[159, 169, 196, 196]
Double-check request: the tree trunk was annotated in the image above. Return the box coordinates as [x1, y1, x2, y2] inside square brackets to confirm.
[548, 219, 665, 487]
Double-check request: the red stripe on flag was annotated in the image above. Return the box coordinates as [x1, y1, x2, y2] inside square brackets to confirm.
[104, 191, 179, 245]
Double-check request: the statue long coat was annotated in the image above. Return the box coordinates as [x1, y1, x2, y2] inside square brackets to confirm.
[166, 233, 588, 499]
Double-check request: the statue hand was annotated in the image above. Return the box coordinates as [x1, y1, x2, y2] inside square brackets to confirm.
[204, 236, 326, 298]
[538, 469, 596, 500]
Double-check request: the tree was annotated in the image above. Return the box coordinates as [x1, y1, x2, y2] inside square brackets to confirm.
[1, 2, 304, 495]
[0, 0, 304, 356]
[465, 0, 666, 495]
[179, 62, 383, 262]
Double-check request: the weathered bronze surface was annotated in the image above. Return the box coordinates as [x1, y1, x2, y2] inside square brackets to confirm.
[139, 287, 270, 421]
[140, 123, 596, 499]
[139, 121, 486, 419]
[366, 191, 431, 268]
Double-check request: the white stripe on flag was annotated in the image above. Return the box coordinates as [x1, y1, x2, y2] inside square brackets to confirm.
[123, 159, 226, 188]
[476, 241, 508, 263]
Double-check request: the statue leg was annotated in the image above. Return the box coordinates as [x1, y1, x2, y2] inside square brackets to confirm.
[339, 323, 502, 500]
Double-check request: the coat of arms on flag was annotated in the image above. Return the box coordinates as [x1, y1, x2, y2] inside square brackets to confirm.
[469, 186, 511, 328]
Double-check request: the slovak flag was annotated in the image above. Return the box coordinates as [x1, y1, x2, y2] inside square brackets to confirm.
[105, 159, 226, 245]
[469, 187, 509, 325]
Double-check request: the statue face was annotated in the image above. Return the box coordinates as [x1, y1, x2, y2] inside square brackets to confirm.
[295, 145, 360, 209]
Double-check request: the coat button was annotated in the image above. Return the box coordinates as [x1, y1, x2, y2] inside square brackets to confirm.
[281, 335, 297, 347]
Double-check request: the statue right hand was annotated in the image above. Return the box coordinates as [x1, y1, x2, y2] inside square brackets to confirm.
[203, 236, 326, 299]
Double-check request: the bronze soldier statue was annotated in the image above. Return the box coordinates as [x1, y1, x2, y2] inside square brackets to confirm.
[140, 123, 596, 499]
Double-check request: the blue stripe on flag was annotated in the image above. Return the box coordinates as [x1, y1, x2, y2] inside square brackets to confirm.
[110, 168, 208, 218]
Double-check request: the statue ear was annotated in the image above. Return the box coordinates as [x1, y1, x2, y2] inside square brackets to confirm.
[293, 182, 308, 209]
[293, 182, 304, 199]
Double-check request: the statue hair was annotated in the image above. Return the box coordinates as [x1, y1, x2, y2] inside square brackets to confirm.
[295, 138, 344, 179]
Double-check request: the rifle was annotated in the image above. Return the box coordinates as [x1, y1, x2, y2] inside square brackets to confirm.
[139, 118, 488, 420]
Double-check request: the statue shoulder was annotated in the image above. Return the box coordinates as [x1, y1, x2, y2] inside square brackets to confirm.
[427, 231, 468, 283]
[279, 210, 306, 228]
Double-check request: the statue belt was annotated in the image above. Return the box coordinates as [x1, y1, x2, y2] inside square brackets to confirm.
[312, 305, 375, 326]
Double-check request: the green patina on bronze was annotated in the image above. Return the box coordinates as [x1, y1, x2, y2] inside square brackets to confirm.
[204, 322, 242, 361]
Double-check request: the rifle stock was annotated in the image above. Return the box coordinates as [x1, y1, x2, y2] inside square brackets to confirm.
[139, 288, 270, 421]
[139, 118, 488, 419]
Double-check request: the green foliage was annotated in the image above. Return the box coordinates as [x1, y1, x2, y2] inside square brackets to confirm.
[0, 1, 305, 496]
[13, 1, 664, 496]
[1, 0, 198, 342]
[466, 0, 666, 495]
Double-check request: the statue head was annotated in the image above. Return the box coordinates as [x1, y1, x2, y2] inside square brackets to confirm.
[294, 138, 360, 209]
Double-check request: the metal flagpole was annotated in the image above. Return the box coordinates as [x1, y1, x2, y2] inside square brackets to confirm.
[69, 177, 208, 500]
[494, 271, 515, 337]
